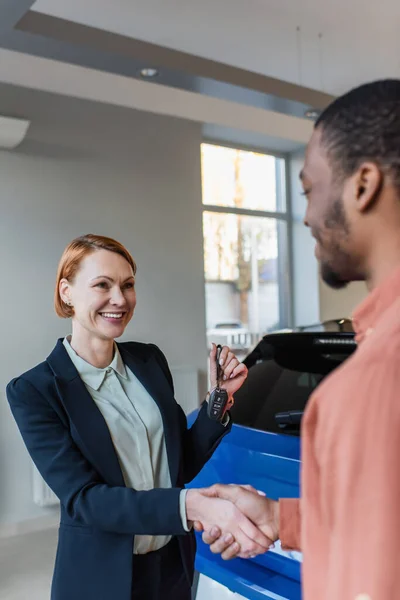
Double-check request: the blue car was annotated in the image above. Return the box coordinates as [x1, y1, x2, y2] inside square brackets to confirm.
[188, 328, 356, 600]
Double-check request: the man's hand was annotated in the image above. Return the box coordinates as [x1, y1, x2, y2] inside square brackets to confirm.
[193, 484, 280, 560]
[185, 488, 271, 559]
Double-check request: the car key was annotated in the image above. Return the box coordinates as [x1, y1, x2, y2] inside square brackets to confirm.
[207, 344, 229, 421]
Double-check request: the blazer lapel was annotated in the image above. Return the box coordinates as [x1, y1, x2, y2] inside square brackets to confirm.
[47, 339, 125, 487]
[118, 344, 181, 484]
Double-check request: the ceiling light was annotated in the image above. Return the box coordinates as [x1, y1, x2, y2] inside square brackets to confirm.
[0, 116, 30, 149]
[304, 108, 321, 121]
[140, 68, 159, 78]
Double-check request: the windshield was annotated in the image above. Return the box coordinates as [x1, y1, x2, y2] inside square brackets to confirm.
[232, 334, 355, 435]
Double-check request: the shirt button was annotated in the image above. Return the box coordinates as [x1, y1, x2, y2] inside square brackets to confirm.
[106, 368, 112, 374]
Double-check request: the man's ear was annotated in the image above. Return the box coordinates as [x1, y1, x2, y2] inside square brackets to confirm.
[354, 162, 383, 212]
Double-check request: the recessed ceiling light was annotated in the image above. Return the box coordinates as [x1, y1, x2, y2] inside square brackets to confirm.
[0, 116, 30, 149]
[140, 68, 159, 78]
[304, 108, 321, 121]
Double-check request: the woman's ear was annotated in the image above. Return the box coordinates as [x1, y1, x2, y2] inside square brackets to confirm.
[59, 278, 71, 305]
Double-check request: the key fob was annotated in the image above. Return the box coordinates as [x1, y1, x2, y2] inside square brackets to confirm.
[207, 387, 229, 421]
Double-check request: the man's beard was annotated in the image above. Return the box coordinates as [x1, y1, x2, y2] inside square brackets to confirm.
[320, 261, 349, 289]
[318, 192, 352, 289]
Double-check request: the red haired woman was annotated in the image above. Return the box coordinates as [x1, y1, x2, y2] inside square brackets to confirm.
[7, 234, 269, 600]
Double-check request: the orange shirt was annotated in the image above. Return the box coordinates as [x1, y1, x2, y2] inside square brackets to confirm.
[280, 266, 400, 600]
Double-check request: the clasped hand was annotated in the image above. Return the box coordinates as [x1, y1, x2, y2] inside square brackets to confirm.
[185, 484, 280, 561]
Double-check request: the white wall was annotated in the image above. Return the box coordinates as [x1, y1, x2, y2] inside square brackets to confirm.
[0, 86, 206, 528]
[289, 151, 320, 327]
[319, 280, 367, 321]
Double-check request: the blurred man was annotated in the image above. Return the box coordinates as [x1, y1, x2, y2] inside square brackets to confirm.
[198, 80, 400, 600]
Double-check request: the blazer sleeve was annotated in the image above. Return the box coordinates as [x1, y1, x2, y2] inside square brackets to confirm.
[149, 344, 232, 483]
[7, 376, 187, 536]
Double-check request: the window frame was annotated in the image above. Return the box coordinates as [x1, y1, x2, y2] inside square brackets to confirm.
[201, 139, 294, 331]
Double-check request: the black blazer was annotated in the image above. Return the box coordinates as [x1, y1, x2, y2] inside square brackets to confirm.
[7, 339, 231, 600]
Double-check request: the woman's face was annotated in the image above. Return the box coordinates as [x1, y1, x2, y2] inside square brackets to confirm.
[60, 249, 136, 342]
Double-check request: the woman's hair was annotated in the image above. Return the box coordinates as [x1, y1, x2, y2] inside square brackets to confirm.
[54, 234, 137, 318]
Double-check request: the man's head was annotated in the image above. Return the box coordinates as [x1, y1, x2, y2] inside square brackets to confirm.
[302, 79, 400, 289]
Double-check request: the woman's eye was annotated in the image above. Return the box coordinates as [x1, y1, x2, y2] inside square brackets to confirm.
[95, 282, 109, 289]
[124, 282, 135, 290]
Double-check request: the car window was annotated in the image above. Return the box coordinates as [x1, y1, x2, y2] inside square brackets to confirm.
[232, 335, 355, 436]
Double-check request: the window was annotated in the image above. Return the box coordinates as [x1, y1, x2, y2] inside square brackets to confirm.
[231, 333, 356, 435]
[201, 142, 291, 355]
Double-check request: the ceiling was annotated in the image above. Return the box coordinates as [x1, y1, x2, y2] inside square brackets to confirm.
[30, 0, 400, 94]
[0, 0, 398, 153]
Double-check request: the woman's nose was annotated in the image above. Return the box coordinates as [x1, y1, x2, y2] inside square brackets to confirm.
[109, 287, 126, 305]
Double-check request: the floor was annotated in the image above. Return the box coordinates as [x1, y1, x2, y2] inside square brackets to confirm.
[0, 529, 204, 600]
[0, 528, 57, 600]
[0, 530, 244, 600]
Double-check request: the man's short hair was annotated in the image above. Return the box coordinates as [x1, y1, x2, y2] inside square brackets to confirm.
[316, 79, 400, 192]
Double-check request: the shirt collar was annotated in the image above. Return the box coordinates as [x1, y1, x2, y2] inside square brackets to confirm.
[62, 337, 127, 391]
[352, 265, 400, 344]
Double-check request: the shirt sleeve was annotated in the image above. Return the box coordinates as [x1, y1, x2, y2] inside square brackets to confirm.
[179, 489, 191, 532]
[316, 354, 400, 600]
[279, 498, 301, 551]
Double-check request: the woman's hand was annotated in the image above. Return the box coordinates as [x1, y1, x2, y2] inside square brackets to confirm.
[209, 343, 248, 398]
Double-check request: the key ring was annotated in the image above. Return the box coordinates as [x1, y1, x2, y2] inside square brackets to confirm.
[216, 344, 223, 387]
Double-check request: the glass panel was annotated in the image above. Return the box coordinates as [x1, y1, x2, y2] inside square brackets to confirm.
[203, 211, 288, 356]
[201, 143, 284, 213]
[232, 359, 323, 434]
[232, 345, 354, 435]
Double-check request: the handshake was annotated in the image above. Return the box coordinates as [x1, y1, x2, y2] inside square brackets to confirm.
[185, 484, 280, 560]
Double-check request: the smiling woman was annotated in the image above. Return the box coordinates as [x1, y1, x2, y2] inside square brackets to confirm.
[5, 233, 258, 600]
[54, 234, 136, 313]
[55, 236, 137, 365]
